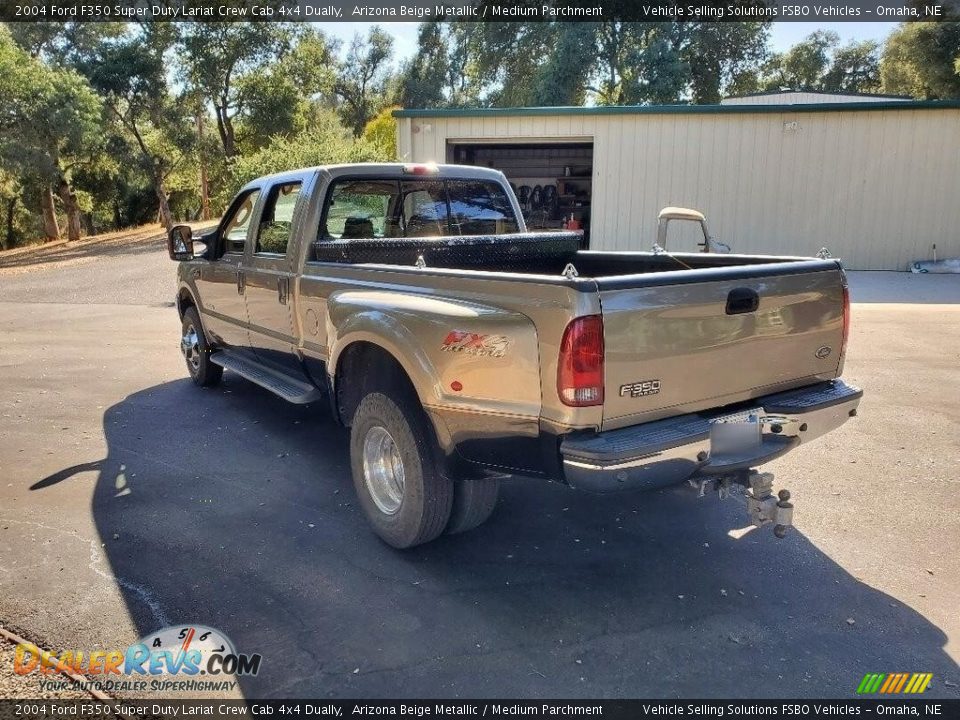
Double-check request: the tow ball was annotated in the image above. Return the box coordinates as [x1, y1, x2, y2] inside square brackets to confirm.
[690, 470, 794, 538]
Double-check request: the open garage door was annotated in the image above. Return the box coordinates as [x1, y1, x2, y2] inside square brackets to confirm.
[449, 141, 593, 246]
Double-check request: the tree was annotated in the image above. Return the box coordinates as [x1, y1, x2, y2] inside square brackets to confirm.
[761, 30, 838, 91]
[822, 40, 881, 93]
[397, 22, 452, 108]
[881, 22, 960, 99]
[235, 29, 339, 152]
[179, 22, 295, 157]
[222, 110, 388, 202]
[0, 28, 104, 242]
[681, 22, 770, 103]
[362, 107, 399, 160]
[334, 27, 395, 135]
[85, 26, 193, 230]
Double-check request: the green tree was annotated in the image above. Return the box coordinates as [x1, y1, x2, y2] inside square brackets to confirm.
[822, 40, 881, 93]
[881, 22, 960, 99]
[222, 110, 388, 202]
[0, 28, 104, 242]
[179, 22, 295, 157]
[362, 106, 399, 160]
[236, 29, 339, 152]
[334, 27, 395, 135]
[681, 22, 770, 103]
[85, 26, 193, 230]
[756, 31, 881, 95]
[397, 22, 452, 108]
[761, 30, 838, 91]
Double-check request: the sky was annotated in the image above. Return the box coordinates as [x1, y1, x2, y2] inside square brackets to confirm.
[317, 21, 900, 63]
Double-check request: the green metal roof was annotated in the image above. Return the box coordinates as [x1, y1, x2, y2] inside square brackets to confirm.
[394, 100, 960, 119]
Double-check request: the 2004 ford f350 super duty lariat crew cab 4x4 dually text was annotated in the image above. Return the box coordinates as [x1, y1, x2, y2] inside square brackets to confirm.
[168, 163, 862, 548]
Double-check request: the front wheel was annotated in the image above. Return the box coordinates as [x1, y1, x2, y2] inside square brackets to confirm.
[350, 391, 453, 548]
[181, 307, 222, 387]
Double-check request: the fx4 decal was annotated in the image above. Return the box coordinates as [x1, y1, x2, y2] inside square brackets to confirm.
[440, 330, 511, 358]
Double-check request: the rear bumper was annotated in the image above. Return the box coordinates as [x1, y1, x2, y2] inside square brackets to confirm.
[560, 379, 862, 493]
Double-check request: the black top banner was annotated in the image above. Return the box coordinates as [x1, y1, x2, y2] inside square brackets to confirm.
[2, 0, 958, 23]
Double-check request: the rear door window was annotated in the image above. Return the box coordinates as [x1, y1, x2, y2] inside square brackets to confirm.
[222, 189, 261, 254]
[255, 181, 302, 255]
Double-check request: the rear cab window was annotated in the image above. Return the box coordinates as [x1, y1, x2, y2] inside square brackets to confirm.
[315, 176, 518, 256]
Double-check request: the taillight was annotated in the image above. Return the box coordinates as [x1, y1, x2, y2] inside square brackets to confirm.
[841, 281, 851, 356]
[558, 315, 604, 407]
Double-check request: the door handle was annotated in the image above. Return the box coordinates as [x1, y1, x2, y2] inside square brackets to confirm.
[726, 287, 759, 315]
[277, 277, 289, 305]
[237, 270, 245, 296]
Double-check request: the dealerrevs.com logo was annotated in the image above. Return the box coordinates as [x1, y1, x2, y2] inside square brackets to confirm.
[14, 625, 261, 693]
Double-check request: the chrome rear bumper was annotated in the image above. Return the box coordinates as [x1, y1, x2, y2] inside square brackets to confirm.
[560, 379, 862, 493]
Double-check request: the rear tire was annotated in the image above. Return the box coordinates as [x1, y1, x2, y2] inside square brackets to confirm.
[445, 478, 500, 535]
[181, 307, 222, 387]
[350, 391, 453, 548]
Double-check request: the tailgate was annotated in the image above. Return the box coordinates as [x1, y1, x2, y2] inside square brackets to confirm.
[599, 265, 846, 431]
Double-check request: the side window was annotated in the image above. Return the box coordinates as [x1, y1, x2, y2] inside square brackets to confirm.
[401, 181, 448, 237]
[222, 190, 261, 254]
[321, 180, 397, 240]
[256, 182, 302, 255]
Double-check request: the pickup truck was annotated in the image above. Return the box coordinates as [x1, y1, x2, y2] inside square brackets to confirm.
[168, 163, 861, 549]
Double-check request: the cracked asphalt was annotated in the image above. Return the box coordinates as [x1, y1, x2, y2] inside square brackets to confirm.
[0, 231, 958, 699]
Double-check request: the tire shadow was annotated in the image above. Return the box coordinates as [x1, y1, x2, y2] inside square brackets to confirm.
[81, 378, 959, 699]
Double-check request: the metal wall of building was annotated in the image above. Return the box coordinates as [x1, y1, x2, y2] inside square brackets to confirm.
[396, 105, 960, 270]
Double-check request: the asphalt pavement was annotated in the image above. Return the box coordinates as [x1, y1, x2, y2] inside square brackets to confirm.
[0, 233, 958, 699]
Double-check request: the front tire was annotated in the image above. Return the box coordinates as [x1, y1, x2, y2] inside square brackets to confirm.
[181, 307, 222, 387]
[350, 391, 453, 548]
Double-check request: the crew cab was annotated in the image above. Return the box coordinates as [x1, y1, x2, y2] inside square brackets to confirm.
[168, 163, 861, 548]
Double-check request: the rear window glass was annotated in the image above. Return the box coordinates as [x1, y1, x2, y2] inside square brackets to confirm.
[318, 178, 518, 243]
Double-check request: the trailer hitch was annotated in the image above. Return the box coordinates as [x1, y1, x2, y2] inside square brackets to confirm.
[741, 471, 794, 538]
[690, 470, 794, 538]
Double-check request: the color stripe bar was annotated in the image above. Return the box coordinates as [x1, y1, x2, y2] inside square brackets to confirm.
[914, 674, 933, 693]
[869, 674, 887, 693]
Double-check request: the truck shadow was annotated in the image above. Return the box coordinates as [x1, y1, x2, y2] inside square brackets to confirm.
[80, 379, 959, 699]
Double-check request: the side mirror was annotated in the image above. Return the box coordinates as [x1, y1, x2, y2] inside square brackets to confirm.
[167, 225, 194, 261]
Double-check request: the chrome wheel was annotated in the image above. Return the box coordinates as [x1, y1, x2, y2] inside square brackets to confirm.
[362, 425, 405, 515]
[181, 324, 201, 373]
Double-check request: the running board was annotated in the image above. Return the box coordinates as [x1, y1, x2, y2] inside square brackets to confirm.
[210, 351, 322, 404]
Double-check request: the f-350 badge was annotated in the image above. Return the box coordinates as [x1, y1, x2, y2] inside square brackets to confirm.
[620, 379, 662, 397]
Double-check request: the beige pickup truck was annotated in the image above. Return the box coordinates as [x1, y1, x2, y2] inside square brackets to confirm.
[168, 163, 861, 548]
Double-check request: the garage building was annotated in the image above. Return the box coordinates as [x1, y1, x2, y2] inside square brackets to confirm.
[394, 100, 960, 270]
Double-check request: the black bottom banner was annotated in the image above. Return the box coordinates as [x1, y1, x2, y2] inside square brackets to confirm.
[1, 699, 958, 720]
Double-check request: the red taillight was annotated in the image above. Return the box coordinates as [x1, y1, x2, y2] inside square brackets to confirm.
[558, 315, 604, 407]
[841, 281, 851, 355]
